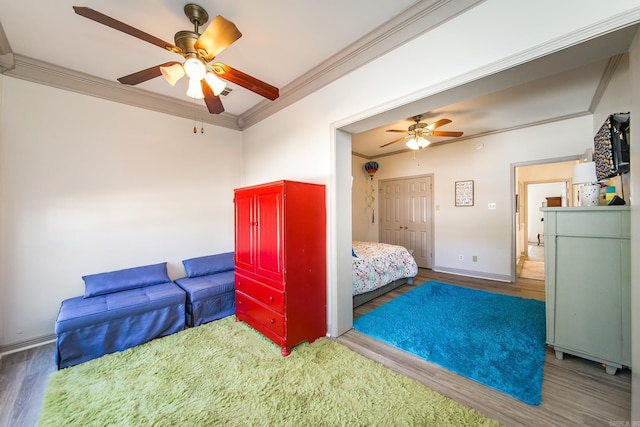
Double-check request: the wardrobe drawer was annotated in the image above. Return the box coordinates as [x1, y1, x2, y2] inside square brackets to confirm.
[235, 274, 284, 313]
[235, 292, 285, 337]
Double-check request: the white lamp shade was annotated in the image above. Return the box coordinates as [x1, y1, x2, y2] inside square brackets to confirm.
[572, 161, 597, 185]
[186, 77, 205, 99]
[406, 138, 419, 150]
[160, 63, 185, 86]
[204, 72, 227, 96]
[183, 57, 206, 80]
[416, 136, 430, 149]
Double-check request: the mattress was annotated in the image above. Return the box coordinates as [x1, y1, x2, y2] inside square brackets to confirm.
[352, 241, 418, 296]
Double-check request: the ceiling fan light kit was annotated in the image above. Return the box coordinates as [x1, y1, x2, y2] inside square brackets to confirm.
[204, 72, 226, 96]
[160, 63, 185, 86]
[186, 76, 205, 99]
[406, 136, 430, 150]
[381, 115, 463, 150]
[73, 3, 279, 114]
[183, 56, 207, 80]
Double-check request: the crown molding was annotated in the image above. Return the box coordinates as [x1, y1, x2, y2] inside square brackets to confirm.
[4, 54, 241, 130]
[0, 0, 485, 131]
[239, 0, 486, 129]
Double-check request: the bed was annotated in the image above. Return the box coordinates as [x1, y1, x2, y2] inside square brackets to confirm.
[352, 241, 418, 307]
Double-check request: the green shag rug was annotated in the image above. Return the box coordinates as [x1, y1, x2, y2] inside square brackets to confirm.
[39, 317, 499, 426]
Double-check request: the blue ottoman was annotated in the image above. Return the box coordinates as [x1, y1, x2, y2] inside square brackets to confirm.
[175, 252, 235, 326]
[54, 262, 185, 369]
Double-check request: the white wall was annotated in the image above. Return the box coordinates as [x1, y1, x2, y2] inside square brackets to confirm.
[0, 77, 242, 348]
[367, 117, 592, 280]
[594, 54, 631, 135]
[351, 155, 378, 242]
[240, 0, 640, 338]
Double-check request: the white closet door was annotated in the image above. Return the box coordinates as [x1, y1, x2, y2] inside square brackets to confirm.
[379, 175, 433, 268]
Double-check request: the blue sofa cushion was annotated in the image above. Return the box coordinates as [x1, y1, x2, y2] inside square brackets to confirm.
[175, 271, 235, 299]
[182, 252, 234, 278]
[57, 282, 184, 333]
[82, 262, 171, 298]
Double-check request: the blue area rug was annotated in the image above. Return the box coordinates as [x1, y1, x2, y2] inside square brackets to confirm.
[353, 281, 546, 405]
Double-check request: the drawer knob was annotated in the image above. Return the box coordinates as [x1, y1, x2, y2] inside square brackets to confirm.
[270, 318, 275, 324]
[269, 296, 274, 301]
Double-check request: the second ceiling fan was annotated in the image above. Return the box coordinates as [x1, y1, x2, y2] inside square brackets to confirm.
[380, 115, 463, 150]
[73, 4, 279, 114]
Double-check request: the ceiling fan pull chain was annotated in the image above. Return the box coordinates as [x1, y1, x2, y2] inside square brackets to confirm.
[193, 97, 198, 133]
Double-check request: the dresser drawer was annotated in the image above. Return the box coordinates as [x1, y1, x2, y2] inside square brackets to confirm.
[235, 274, 284, 313]
[236, 292, 285, 337]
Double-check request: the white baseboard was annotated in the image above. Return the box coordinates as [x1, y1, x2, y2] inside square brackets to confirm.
[0, 334, 56, 356]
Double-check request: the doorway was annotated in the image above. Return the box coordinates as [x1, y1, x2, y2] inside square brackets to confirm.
[514, 159, 578, 281]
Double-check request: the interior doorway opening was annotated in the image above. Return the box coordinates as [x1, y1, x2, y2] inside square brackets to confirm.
[513, 158, 578, 282]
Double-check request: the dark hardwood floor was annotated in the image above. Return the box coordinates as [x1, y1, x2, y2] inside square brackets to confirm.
[0, 268, 631, 426]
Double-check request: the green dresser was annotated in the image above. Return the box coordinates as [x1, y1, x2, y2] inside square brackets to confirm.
[542, 206, 631, 375]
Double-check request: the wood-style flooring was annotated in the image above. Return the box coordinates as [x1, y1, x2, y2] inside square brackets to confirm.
[0, 268, 631, 426]
[338, 268, 631, 426]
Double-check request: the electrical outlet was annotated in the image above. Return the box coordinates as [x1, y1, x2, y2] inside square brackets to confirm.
[472, 255, 478, 262]
[458, 254, 464, 261]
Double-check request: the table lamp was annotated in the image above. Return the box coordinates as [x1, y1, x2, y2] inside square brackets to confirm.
[572, 161, 599, 206]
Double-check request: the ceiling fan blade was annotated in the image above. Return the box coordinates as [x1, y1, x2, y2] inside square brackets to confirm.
[117, 62, 180, 85]
[202, 80, 225, 114]
[431, 131, 463, 137]
[73, 6, 180, 53]
[194, 15, 242, 61]
[211, 63, 279, 100]
[385, 129, 406, 133]
[426, 119, 452, 130]
[380, 137, 406, 148]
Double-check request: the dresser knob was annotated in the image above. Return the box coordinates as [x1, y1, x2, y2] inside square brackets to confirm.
[270, 318, 275, 324]
[269, 296, 274, 301]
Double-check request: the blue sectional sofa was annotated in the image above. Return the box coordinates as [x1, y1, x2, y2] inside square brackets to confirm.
[55, 262, 185, 369]
[175, 252, 235, 327]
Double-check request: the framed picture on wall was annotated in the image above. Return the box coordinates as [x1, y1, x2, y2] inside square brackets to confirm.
[455, 180, 474, 207]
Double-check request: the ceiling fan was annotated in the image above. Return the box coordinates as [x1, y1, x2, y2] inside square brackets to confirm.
[380, 115, 463, 149]
[73, 4, 279, 114]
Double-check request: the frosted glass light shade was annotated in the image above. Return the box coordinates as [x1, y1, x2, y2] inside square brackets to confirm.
[406, 136, 430, 150]
[160, 63, 185, 86]
[183, 57, 206, 80]
[204, 72, 227, 96]
[572, 161, 597, 185]
[186, 77, 205, 99]
[416, 136, 430, 149]
[406, 138, 419, 150]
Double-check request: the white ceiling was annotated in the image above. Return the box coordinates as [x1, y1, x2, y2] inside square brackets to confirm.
[349, 25, 639, 157]
[0, 1, 638, 157]
[0, 0, 420, 116]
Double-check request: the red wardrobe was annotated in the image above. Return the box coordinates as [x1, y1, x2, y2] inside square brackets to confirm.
[233, 180, 326, 356]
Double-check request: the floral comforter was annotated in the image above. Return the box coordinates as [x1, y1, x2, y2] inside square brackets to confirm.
[352, 241, 418, 296]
